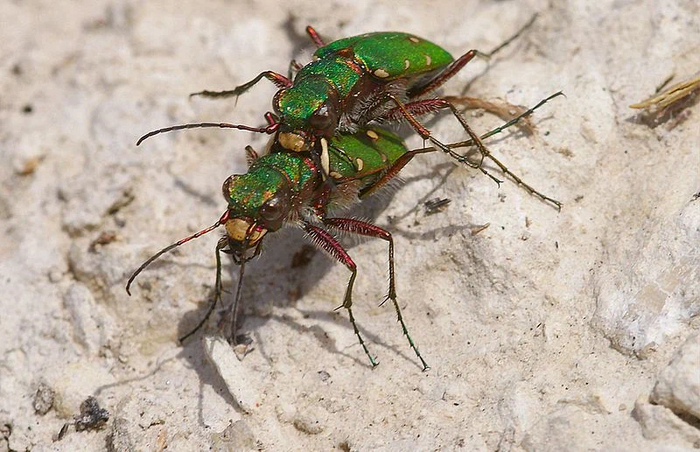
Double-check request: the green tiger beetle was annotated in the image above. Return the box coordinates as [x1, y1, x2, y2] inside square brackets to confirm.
[136, 15, 561, 209]
[126, 92, 562, 370]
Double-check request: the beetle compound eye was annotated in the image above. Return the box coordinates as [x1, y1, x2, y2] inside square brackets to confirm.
[260, 196, 287, 222]
[309, 104, 334, 131]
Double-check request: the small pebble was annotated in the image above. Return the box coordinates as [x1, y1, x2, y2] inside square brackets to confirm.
[48, 268, 63, 283]
[210, 420, 257, 451]
[293, 411, 325, 435]
[33, 382, 55, 415]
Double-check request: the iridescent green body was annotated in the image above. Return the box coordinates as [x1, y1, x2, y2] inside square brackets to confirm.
[276, 32, 455, 133]
[129, 83, 561, 369]
[314, 32, 454, 80]
[223, 126, 408, 228]
[293, 56, 362, 99]
[129, 18, 558, 369]
[327, 127, 407, 182]
[224, 152, 315, 219]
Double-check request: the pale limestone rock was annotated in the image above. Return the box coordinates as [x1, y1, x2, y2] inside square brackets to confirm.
[210, 420, 257, 452]
[632, 398, 700, 447]
[592, 202, 700, 356]
[651, 334, 700, 419]
[203, 336, 260, 414]
[63, 283, 112, 355]
[48, 361, 115, 418]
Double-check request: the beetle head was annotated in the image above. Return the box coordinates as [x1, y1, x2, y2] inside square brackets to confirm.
[221, 165, 294, 261]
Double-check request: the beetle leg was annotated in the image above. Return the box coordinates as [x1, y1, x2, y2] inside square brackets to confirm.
[380, 91, 562, 136]
[305, 25, 326, 47]
[384, 95, 563, 210]
[401, 93, 565, 209]
[303, 222, 378, 367]
[408, 14, 538, 98]
[189, 71, 293, 102]
[227, 240, 251, 345]
[443, 101, 562, 210]
[442, 96, 535, 133]
[384, 94, 503, 186]
[287, 59, 303, 80]
[179, 237, 229, 343]
[359, 150, 421, 199]
[378, 98, 454, 122]
[323, 218, 429, 371]
[444, 92, 565, 147]
[364, 91, 562, 199]
[384, 95, 433, 139]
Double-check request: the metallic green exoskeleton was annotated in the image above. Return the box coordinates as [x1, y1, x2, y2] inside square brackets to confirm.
[128, 17, 565, 367]
[138, 28, 462, 151]
[127, 91, 561, 369]
[137, 17, 562, 208]
[274, 32, 454, 135]
[130, 125, 432, 369]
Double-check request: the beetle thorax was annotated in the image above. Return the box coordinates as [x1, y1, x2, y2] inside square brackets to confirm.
[275, 76, 340, 149]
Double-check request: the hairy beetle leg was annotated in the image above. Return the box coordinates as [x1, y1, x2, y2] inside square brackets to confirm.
[384, 95, 503, 185]
[323, 218, 429, 371]
[303, 222, 378, 367]
[189, 71, 293, 102]
[444, 96, 536, 134]
[445, 100, 563, 210]
[382, 93, 564, 210]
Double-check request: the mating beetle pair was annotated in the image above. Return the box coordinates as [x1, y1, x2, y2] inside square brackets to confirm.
[127, 20, 561, 369]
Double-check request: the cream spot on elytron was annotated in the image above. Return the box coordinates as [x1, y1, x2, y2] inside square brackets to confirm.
[374, 68, 390, 78]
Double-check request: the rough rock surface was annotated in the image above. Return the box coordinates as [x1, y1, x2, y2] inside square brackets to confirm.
[1, 0, 699, 450]
[651, 334, 700, 421]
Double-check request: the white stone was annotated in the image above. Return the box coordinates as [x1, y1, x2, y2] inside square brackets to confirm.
[202, 336, 260, 414]
[651, 334, 700, 419]
[47, 361, 115, 418]
[633, 398, 700, 447]
[63, 283, 110, 354]
[2, 1, 700, 450]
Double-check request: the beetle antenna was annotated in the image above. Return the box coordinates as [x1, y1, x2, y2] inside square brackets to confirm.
[126, 211, 230, 295]
[136, 121, 280, 146]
